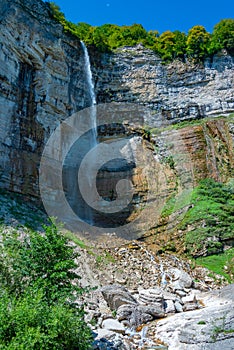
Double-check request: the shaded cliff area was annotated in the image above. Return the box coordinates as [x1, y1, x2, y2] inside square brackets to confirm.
[0, 0, 90, 196]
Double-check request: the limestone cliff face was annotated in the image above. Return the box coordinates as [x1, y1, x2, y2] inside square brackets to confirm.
[94, 45, 234, 125]
[0, 0, 233, 205]
[0, 0, 90, 196]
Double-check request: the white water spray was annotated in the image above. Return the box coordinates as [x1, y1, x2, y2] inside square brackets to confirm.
[80, 41, 97, 223]
[81, 41, 96, 106]
[81, 40, 97, 145]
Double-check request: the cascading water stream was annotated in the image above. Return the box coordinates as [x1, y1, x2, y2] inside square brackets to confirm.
[81, 40, 97, 141]
[80, 41, 97, 224]
[81, 41, 96, 107]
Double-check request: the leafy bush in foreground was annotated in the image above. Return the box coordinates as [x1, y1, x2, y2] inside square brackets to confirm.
[0, 222, 92, 349]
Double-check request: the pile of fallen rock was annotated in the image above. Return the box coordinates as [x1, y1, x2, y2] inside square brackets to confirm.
[86, 266, 207, 349]
[73, 241, 231, 349]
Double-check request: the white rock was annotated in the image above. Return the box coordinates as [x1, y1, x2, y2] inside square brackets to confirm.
[164, 299, 175, 314]
[182, 294, 197, 304]
[176, 290, 187, 297]
[102, 318, 126, 334]
[163, 291, 178, 301]
[94, 328, 116, 340]
[174, 300, 183, 313]
[139, 288, 164, 303]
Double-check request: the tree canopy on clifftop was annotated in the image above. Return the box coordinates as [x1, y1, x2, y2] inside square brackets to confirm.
[47, 2, 234, 62]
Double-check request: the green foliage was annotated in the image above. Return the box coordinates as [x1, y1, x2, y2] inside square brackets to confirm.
[0, 222, 83, 301]
[182, 179, 234, 256]
[209, 19, 234, 55]
[186, 25, 211, 60]
[195, 248, 234, 283]
[48, 2, 234, 63]
[48, 2, 66, 25]
[156, 30, 187, 62]
[0, 287, 92, 350]
[0, 221, 92, 349]
[162, 155, 175, 169]
[141, 127, 152, 141]
[197, 320, 206, 325]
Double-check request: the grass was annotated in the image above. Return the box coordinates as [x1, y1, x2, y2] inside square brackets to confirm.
[181, 179, 234, 256]
[161, 188, 193, 218]
[211, 316, 234, 341]
[195, 248, 234, 283]
[95, 251, 115, 266]
[63, 229, 91, 250]
[161, 193, 177, 218]
[148, 113, 234, 135]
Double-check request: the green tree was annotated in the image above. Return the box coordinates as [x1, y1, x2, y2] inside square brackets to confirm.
[128, 23, 147, 42]
[209, 19, 234, 55]
[0, 222, 82, 302]
[0, 222, 93, 349]
[48, 2, 66, 25]
[0, 287, 92, 349]
[92, 26, 110, 51]
[156, 30, 187, 62]
[47, 2, 233, 61]
[173, 30, 187, 59]
[143, 30, 159, 50]
[157, 31, 176, 62]
[76, 22, 92, 39]
[186, 25, 211, 60]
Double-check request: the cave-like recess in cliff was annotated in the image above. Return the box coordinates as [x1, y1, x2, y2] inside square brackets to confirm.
[62, 123, 148, 228]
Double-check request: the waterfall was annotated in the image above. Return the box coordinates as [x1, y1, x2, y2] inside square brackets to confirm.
[81, 40, 97, 142]
[81, 41, 96, 105]
[80, 41, 97, 224]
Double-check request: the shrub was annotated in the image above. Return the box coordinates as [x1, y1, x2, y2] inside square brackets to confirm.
[0, 287, 92, 349]
[182, 179, 234, 256]
[0, 221, 92, 349]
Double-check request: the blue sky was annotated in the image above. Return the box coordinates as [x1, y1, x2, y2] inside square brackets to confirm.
[50, 0, 234, 33]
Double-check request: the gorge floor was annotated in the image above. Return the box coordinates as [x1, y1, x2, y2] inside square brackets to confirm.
[1, 190, 233, 350]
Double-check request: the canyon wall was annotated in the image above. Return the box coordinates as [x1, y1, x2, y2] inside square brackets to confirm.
[0, 0, 89, 196]
[94, 45, 234, 126]
[0, 0, 233, 214]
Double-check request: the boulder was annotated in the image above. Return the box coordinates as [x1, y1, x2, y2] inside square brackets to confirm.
[170, 268, 193, 290]
[138, 287, 164, 304]
[101, 285, 138, 311]
[154, 284, 234, 350]
[182, 294, 199, 311]
[93, 330, 128, 350]
[174, 300, 184, 313]
[162, 291, 178, 301]
[164, 299, 175, 314]
[102, 319, 126, 334]
[117, 302, 165, 326]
